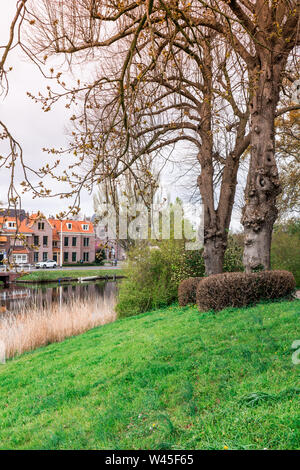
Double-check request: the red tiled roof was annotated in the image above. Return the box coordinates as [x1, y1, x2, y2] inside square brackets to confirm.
[18, 220, 34, 234]
[0, 216, 34, 234]
[28, 213, 48, 228]
[12, 248, 30, 254]
[48, 219, 94, 234]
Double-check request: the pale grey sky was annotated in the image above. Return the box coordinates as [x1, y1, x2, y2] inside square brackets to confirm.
[0, 2, 96, 217]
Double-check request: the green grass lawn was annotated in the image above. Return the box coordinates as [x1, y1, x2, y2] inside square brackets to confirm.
[0, 299, 299, 450]
[19, 269, 124, 282]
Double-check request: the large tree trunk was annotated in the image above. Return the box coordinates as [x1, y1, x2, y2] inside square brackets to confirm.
[242, 58, 283, 272]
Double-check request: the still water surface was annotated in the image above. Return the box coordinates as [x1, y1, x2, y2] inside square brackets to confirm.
[0, 281, 118, 314]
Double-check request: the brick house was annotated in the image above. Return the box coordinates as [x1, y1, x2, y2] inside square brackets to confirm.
[28, 214, 54, 264]
[48, 219, 95, 264]
[0, 216, 34, 265]
[0, 213, 96, 266]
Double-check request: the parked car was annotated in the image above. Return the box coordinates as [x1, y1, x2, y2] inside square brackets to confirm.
[35, 260, 57, 269]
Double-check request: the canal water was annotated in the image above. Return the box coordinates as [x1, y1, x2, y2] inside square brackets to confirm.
[0, 281, 118, 314]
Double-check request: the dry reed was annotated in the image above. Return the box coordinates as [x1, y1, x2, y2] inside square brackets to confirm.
[0, 295, 117, 360]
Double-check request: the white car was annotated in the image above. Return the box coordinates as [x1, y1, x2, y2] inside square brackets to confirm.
[35, 260, 57, 269]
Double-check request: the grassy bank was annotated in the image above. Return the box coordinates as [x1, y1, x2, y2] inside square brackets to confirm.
[0, 299, 299, 449]
[19, 268, 124, 282]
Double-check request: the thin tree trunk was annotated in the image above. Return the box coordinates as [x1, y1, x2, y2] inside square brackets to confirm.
[196, 39, 250, 276]
[203, 230, 226, 276]
[198, 163, 228, 276]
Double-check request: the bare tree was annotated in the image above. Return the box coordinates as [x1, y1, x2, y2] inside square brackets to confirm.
[21, 0, 300, 273]
[22, 1, 250, 274]
[189, 0, 300, 271]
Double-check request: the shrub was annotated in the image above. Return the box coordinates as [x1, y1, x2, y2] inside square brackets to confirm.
[95, 248, 106, 265]
[271, 220, 300, 286]
[116, 240, 205, 318]
[116, 242, 181, 318]
[223, 234, 244, 272]
[178, 277, 203, 306]
[196, 270, 296, 312]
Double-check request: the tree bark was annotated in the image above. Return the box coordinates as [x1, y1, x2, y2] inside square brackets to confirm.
[198, 114, 249, 276]
[202, 228, 226, 276]
[242, 57, 283, 272]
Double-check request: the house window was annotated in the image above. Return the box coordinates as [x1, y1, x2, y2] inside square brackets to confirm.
[38, 222, 45, 230]
[64, 252, 69, 263]
[64, 237, 69, 247]
[34, 235, 39, 246]
[7, 221, 16, 229]
[83, 237, 89, 247]
[82, 224, 89, 231]
[43, 236, 48, 247]
[72, 252, 77, 262]
[43, 252, 48, 261]
[34, 252, 39, 263]
[83, 252, 89, 262]
[67, 223, 72, 230]
[53, 241, 58, 247]
[72, 237, 77, 247]
[13, 254, 28, 264]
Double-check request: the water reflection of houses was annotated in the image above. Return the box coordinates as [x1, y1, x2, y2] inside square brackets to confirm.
[0, 281, 117, 313]
[0, 287, 31, 312]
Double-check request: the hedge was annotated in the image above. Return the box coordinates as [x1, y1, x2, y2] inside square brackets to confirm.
[196, 270, 296, 312]
[178, 277, 203, 306]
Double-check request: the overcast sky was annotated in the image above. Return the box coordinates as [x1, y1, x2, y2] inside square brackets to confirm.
[0, 3, 242, 230]
[0, 2, 97, 217]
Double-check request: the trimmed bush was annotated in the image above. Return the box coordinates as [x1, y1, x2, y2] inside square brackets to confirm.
[196, 270, 296, 312]
[178, 277, 203, 306]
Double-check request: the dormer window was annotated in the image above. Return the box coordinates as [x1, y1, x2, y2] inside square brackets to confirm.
[67, 223, 72, 230]
[82, 224, 89, 231]
[4, 221, 16, 229]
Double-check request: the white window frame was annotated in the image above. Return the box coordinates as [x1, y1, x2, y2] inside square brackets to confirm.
[67, 223, 72, 230]
[5, 221, 16, 229]
[13, 254, 28, 264]
[82, 224, 89, 231]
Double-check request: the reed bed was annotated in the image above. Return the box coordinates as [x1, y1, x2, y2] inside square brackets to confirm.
[0, 296, 117, 360]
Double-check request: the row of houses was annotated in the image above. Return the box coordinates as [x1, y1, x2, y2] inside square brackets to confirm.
[0, 209, 125, 265]
[0, 209, 126, 266]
